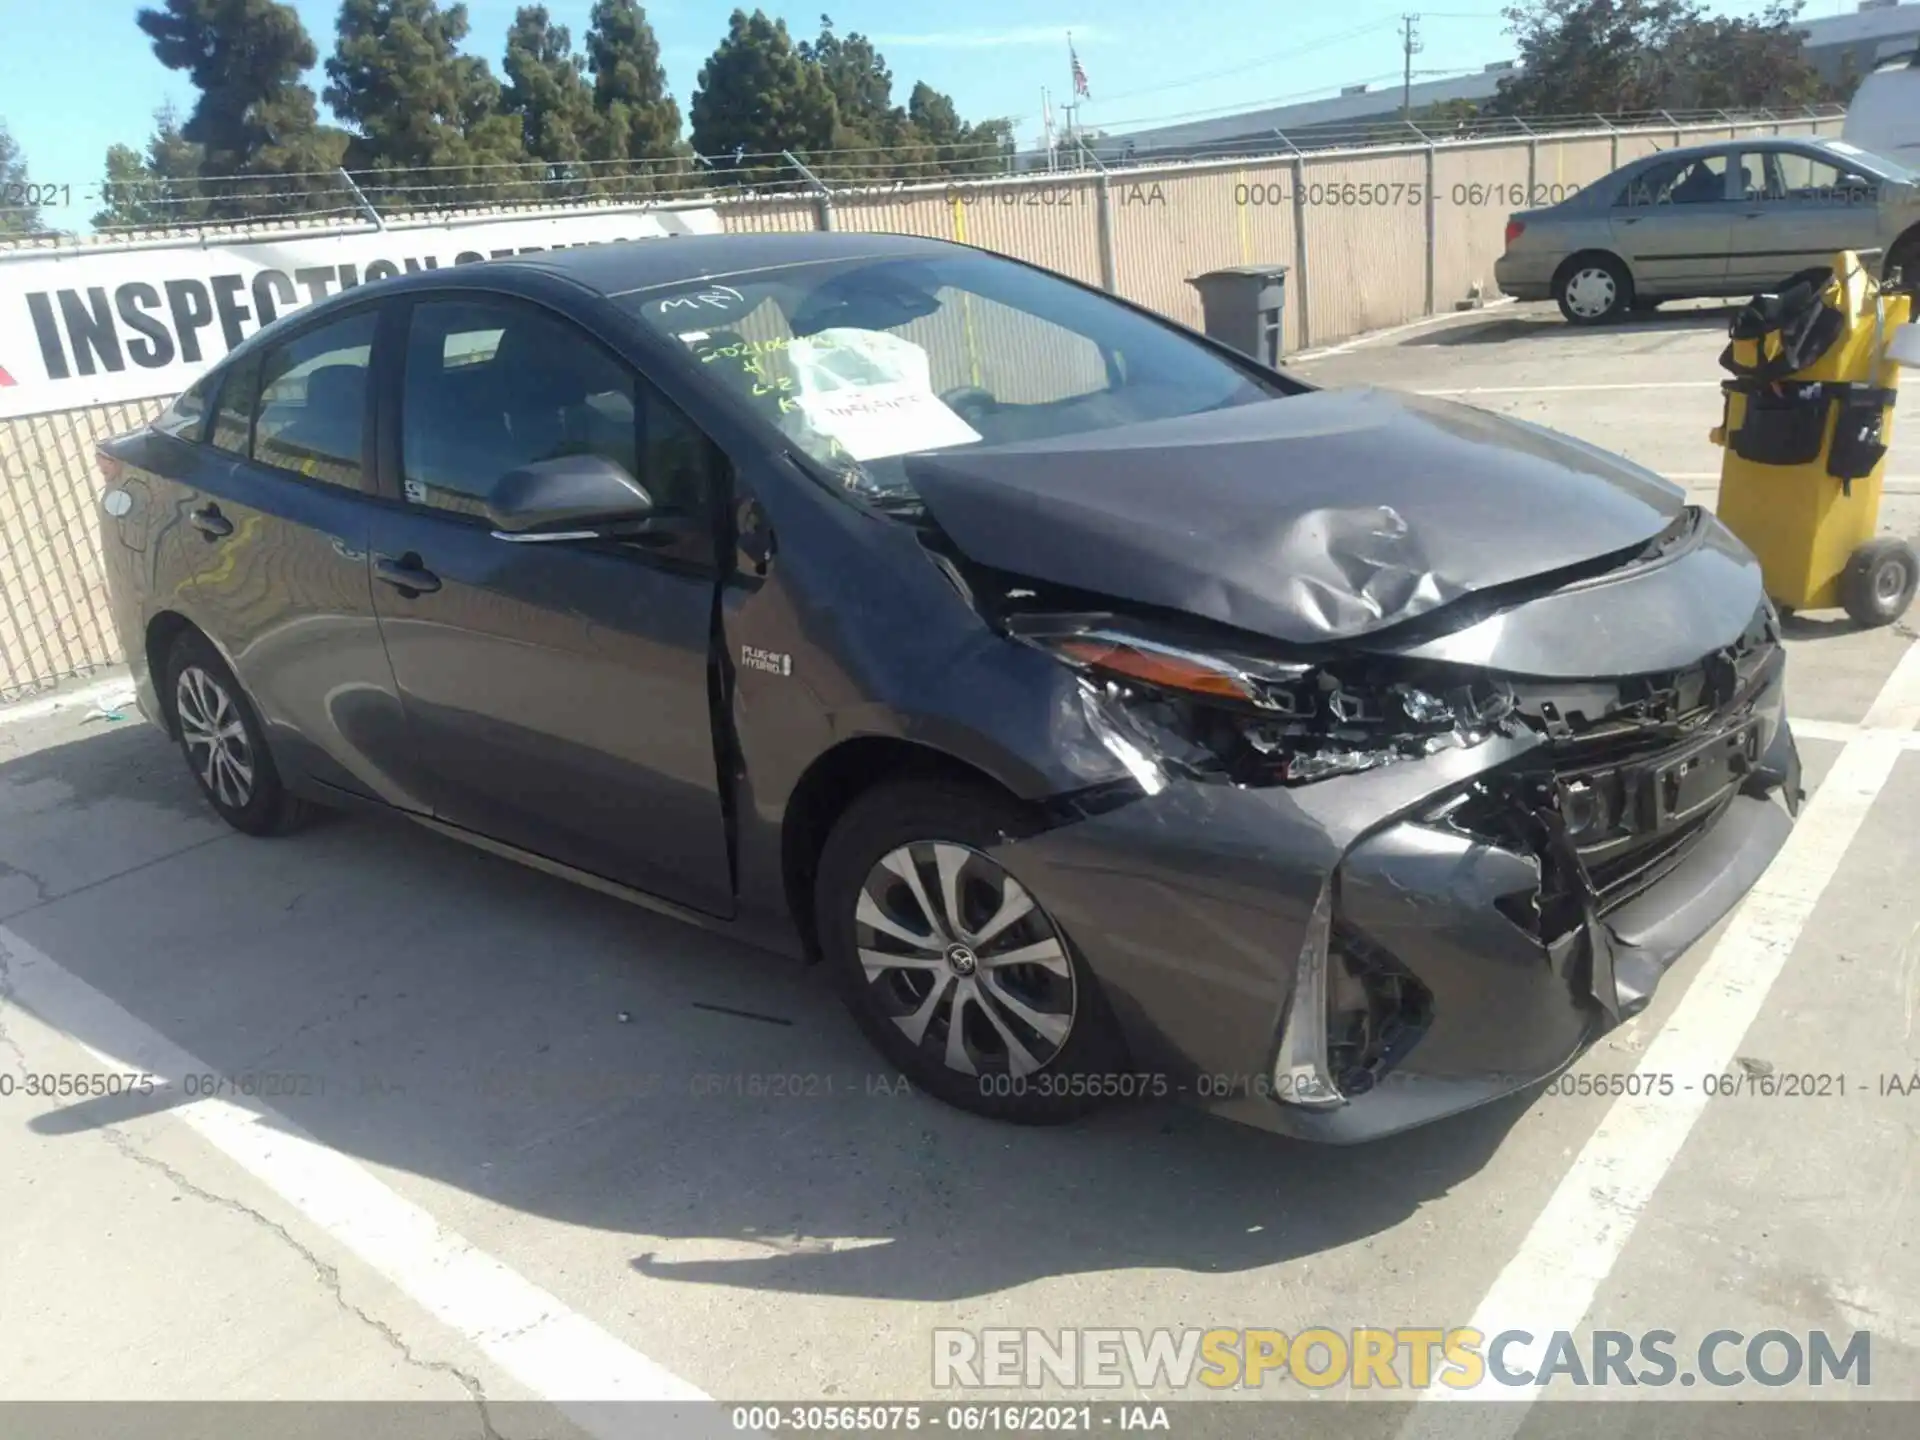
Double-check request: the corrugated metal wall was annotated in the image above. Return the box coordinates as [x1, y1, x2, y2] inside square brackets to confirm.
[0, 117, 1856, 698]
[1112, 162, 1302, 351]
[1300, 151, 1433, 345]
[1432, 143, 1535, 318]
[916, 176, 1107, 289]
[710, 197, 818, 234]
[1614, 132, 1670, 167]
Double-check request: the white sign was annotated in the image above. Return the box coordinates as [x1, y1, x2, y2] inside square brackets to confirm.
[786, 327, 982, 462]
[0, 206, 721, 421]
[795, 383, 983, 461]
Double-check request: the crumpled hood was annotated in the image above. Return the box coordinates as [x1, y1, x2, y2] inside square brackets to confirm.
[903, 387, 1687, 645]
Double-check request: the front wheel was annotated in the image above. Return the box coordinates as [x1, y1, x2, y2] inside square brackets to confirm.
[1555, 256, 1633, 325]
[815, 780, 1127, 1124]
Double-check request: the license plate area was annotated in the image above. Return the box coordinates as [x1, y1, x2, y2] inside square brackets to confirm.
[1639, 719, 1761, 831]
[1557, 717, 1762, 864]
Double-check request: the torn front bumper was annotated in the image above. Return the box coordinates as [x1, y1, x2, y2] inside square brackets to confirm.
[988, 657, 1799, 1145]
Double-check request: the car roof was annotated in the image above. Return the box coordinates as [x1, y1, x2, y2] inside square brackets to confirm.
[1629, 135, 1844, 168]
[1626, 140, 1738, 166]
[490, 229, 973, 298]
[197, 229, 984, 373]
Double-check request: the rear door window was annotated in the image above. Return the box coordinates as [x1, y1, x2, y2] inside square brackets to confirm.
[1616, 154, 1730, 208]
[250, 310, 378, 490]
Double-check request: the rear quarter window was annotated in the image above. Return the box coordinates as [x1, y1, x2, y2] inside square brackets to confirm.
[152, 371, 217, 442]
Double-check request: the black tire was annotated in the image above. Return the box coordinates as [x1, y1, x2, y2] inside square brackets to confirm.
[1840, 538, 1919, 628]
[1554, 254, 1633, 325]
[163, 630, 318, 836]
[815, 778, 1128, 1124]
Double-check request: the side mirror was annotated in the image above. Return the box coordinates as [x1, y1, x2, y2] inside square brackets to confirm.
[486, 454, 654, 541]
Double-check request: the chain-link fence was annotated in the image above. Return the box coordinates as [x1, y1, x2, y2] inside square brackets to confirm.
[1, 106, 1851, 700]
[0, 104, 1847, 245]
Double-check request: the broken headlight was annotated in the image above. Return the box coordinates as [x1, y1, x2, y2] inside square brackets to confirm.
[1012, 615, 1517, 787]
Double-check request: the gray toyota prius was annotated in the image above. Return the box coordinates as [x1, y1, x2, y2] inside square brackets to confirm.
[97, 232, 1800, 1143]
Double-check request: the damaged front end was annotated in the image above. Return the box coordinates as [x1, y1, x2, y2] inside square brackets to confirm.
[1005, 612, 1531, 789]
[960, 538, 1801, 1143]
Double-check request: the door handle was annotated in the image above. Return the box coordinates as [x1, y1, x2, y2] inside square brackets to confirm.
[189, 505, 233, 539]
[375, 554, 442, 596]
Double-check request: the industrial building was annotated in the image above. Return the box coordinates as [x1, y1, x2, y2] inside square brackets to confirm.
[1047, 0, 1920, 166]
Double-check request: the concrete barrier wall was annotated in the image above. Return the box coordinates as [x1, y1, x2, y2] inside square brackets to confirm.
[0, 115, 1845, 700]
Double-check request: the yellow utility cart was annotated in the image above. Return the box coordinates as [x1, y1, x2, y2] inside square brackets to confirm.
[1711, 250, 1917, 627]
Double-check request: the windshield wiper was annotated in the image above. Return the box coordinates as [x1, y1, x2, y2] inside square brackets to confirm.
[860, 489, 928, 518]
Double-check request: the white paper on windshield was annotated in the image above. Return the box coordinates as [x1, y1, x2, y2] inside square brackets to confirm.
[787, 327, 982, 461]
[794, 382, 982, 461]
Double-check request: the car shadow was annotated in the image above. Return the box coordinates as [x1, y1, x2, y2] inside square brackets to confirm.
[1, 723, 1528, 1304]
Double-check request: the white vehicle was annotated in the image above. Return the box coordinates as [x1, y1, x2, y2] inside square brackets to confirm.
[1843, 49, 1920, 172]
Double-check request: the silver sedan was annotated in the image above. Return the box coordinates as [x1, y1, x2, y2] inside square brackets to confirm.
[1494, 137, 1920, 324]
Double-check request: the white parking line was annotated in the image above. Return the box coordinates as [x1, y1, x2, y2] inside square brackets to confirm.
[0, 926, 708, 1427]
[1787, 716, 1920, 747]
[1399, 639, 1920, 1433]
[1802, 715, 1920, 748]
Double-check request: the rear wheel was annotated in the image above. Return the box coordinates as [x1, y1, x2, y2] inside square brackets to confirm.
[1555, 255, 1633, 325]
[164, 631, 318, 836]
[1841, 538, 1919, 628]
[815, 779, 1127, 1124]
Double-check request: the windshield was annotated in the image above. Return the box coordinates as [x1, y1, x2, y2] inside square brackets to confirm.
[615, 250, 1289, 505]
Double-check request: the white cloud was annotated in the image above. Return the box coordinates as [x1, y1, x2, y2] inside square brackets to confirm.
[872, 26, 1100, 50]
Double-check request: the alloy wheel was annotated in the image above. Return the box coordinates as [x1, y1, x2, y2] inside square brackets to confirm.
[176, 664, 256, 809]
[853, 842, 1077, 1079]
[1565, 266, 1617, 319]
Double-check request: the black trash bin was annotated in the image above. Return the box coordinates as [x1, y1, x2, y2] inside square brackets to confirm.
[1186, 264, 1289, 367]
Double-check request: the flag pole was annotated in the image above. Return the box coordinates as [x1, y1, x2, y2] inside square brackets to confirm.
[1066, 30, 1087, 162]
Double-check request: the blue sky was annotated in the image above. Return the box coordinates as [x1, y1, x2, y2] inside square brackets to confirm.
[3, 0, 1848, 231]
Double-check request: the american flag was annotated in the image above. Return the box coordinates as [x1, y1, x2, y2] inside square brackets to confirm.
[1070, 37, 1090, 99]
